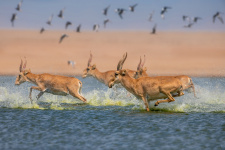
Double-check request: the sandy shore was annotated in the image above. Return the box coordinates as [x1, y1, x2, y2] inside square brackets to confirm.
[0, 29, 225, 77]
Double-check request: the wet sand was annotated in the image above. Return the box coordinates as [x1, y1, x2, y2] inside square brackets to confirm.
[0, 29, 225, 77]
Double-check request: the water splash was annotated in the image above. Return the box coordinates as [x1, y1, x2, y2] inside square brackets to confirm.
[0, 77, 225, 112]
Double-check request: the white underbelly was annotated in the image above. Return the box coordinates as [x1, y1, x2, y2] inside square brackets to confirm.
[45, 89, 68, 96]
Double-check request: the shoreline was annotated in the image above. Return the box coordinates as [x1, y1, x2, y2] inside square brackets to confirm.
[0, 30, 225, 77]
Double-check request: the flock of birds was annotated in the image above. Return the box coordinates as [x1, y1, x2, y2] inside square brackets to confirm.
[10, 1, 224, 44]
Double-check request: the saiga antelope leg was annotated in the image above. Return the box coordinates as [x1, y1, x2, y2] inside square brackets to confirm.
[36, 92, 44, 100]
[29, 86, 43, 102]
[141, 96, 150, 111]
[154, 92, 175, 106]
[68, 88, 87, 103]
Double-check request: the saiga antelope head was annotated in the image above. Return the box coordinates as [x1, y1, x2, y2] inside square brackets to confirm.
[108, 52, 127, 88]
[82, 52, 98, 78]
[15, 58, 31, 85]
[134, 55, 147, 79]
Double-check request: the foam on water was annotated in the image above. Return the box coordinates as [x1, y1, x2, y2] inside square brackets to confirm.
[0, 77, 225, 112]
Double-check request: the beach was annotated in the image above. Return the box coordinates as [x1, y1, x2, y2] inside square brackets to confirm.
[0, 29, 225, 77]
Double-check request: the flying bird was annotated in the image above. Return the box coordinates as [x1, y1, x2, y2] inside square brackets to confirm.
[11, 13, 17, 27]
[161, 6, 172, 19]
[182, 15, 191, 22]
[103, 5, 110, 16]
[213, 12, 224, 24]
[93, 24, 100, 32]
[65, 21, 72, 29]
[15, 0, 23, 12]
[184, 22, 194, 28]
[68, 61, 76, 68]
[129, 4, 138, 12]
[151, 24, 157, 34]
[46, 14, 53, 26]
[115, 8, 126, 19]
[193, 17, 202, 23]
[148, 11, 154, 22]
[103, 19, 110, 28]
[59, 34, 68, 43]
[76, 24, 81, 33]
[40, 27, 45, 34]
[58, 8, 65, 18]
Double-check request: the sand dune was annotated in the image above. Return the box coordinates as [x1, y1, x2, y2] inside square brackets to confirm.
[0, 29, 225, 77]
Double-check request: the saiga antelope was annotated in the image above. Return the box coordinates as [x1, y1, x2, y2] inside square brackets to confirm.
[134, 57, 196, 97]
[82, 52, 139, 86]
[15, 58, 87, 104]
[109, 54, 184, 111]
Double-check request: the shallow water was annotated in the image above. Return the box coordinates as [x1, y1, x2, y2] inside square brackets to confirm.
[0, 76, 225, 149]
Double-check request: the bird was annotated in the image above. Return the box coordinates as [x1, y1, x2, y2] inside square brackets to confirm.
[184, 22, 194, 28]
[15, 0, 23, 12]
[11, 13, 17, 27]
[58, 8, 65, 18]
[59, 34, 68, 43]
[151, 24, 157, 34]
[76, 24, 81, 33]
[68, 61, 76, 68]
[129, 4, 138, 12]
[213, 12, 224, 24]
[103, 5, 110, 16]
[103, 19, 110, 28]
[65, 21, 72, 29]
[93, 24, 100, 32]
[148, 11, 154, 22]
[182, 15, 191, 22]
[161, 6, 172, 19]
[40, 27, 45, 34]
[115, 8, 126, 19]
[193, 17, 202, 23]
[46, 14, 53, 26]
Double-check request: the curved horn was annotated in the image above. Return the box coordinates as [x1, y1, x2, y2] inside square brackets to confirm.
[87, 51, 93, 67]
[140, 55, 145, 69]
[137, 56, 142, 71]
[23, 57, 27, 70]
[120, 52, 127, 69]
[117, 52, 127, 71]
[19, 59, 23, 72]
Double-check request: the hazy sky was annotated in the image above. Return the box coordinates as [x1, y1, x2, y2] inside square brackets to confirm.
[0, 0, 225, 31]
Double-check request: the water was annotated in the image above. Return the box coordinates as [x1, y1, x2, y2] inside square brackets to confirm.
[0, 76, 225, 149]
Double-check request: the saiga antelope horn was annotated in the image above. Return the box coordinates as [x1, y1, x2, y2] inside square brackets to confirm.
[140, 55, 145, 69]
[137, 56, 142, 71]
[87, 51, 93, 67]
[23, 57, 27, 70]
[19, 59, 23, 72]
[117, 52, 127, 71]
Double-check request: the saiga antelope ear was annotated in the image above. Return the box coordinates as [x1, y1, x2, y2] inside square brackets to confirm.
[24, 69, 31, 75]
[122, 70, 127, 76]
[92, 64, 96, 70]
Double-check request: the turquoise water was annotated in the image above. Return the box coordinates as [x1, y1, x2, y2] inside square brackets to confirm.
[0, 76, 225, 149]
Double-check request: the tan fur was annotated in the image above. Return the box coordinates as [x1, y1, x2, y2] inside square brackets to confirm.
[135, 72, 196, 97]
[109, 69, 184, 111]
[82, 65, 136, 86]
[15, 69, 87, 103]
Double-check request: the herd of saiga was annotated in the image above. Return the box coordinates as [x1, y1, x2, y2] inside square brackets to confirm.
[15, 52, 196, 111]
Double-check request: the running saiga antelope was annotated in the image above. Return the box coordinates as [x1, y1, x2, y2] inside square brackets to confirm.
[82, 52, 139, 86]
[134, 57, 196, 97]
[15, 58, 87, 103]
[109, 54, 184, 111]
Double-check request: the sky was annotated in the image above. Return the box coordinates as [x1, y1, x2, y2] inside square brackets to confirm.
[0, 0, 225, 31]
